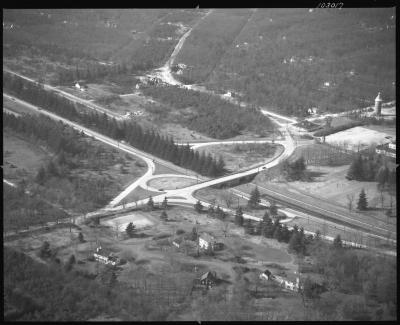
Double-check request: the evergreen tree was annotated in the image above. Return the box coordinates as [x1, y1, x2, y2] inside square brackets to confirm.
[39, 241, 51, 258]
[36, 166, 47, 185]
[255, 221, 263, 235]
[357, 188, 368, 210]
[65, 254, 76, 272]
[191, 226, 198, 241]
[314, 229, 322, 241]
[207, 205, 215, 217]
[333, 234, 343, 249]
[244, 219, 253, 234]
[194, 200, 203, 213]
[234, 207, 244, 226]
[273, 224, 283, 242]
[161, 197, 168, 209]
[347, 155, 363, 180]
[281, 224, 291, 243]
[248, 186, 261, 209]
[78, 232, 85, 243]
[269, 201, 278, 217]
[376, 166, 389, 188]
[146, 196, 154, 211]
[125, 222, 136, 237]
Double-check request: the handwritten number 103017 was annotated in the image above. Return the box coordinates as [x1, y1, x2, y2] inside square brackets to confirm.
[317, 3, 343, 9]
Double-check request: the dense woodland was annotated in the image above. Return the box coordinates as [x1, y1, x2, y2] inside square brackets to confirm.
[141, 84, 274, 139]
[3, 247, 175, 321]
[3, 73, 226, 177]
[176, 8, 395, 116]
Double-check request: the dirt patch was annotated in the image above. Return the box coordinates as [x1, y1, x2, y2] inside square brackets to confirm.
[324, 126, 392, 151]
[103, 213, 154, 232]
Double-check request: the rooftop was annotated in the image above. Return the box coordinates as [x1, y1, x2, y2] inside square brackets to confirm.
[199, 232, 216, 243]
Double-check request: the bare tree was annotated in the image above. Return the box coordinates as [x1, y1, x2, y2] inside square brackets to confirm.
[346, 194, 355, 212]
[379, 189, 385, 210]
[222, 192, 233, 209]
[221, 221, 230, 237]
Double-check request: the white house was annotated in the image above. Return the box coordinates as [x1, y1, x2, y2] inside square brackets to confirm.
[307, 107, 318, 115]
[198, 233, 223, 251]
[93, 246, 119, 266]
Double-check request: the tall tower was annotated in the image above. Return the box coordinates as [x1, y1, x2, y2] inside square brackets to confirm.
[374, 92, 382, 116]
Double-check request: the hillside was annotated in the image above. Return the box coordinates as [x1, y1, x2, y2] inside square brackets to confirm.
[174, 8, 395, 116]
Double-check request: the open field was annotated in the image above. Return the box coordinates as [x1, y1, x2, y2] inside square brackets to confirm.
[197, 143, 283, 172]
[148, 176, 198, 190]
[324, 126, 392, 151]
[3, 130, 52, 180]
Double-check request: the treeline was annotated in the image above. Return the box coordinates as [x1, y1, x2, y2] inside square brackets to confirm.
[141, 84, 274, 139]
[234, 206, 313, 255]
[314, 121, 364, 137]
[81, 112, 226, 176]
[56, 61, 150, 85]
[3, 247, 169, 321]
[3, 73, 226, 177]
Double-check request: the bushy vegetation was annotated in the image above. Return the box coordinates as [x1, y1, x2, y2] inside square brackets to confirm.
[141, 84, 274, 139]
[280, 156, 307, 181]
[3, 73, 226, 177]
